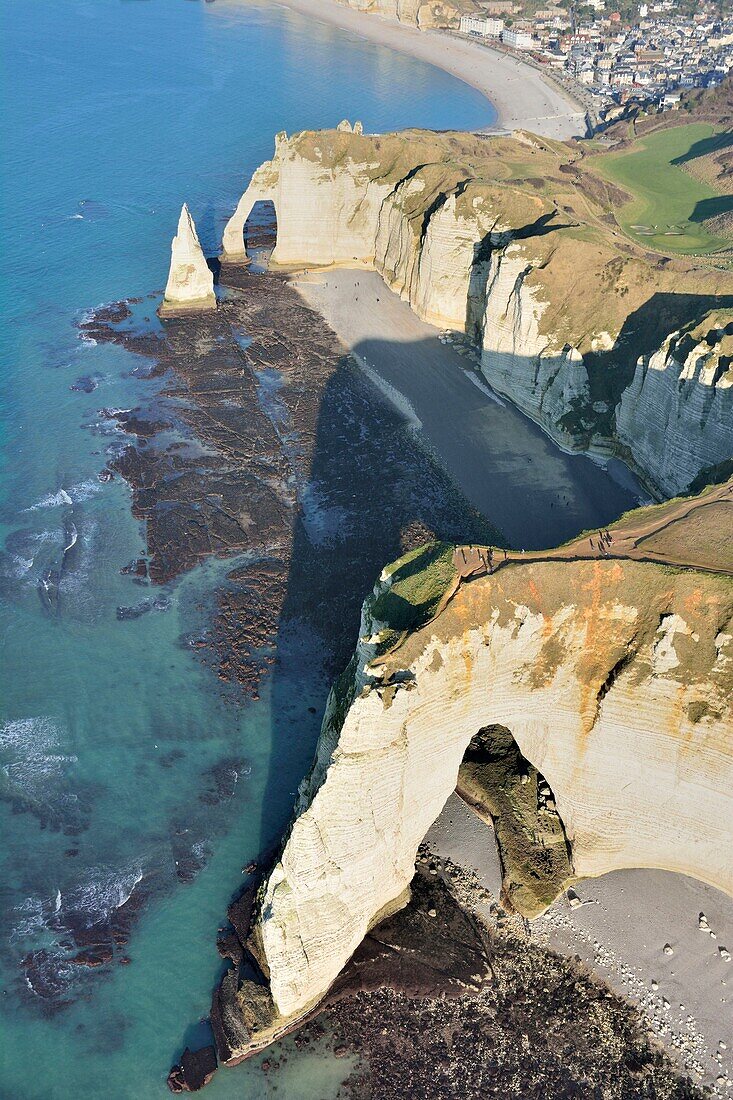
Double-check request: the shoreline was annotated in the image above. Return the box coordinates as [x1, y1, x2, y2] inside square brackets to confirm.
[291, 268, 642, 549]
[428, 794, 733, 1092]
[234, 0, 588, 139]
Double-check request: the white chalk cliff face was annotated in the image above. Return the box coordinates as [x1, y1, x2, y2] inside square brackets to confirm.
[334, 0, 481, 29]
[161, 203, 216, 315]
[247, 556, 733, 1035]
[221, 129, 733, 496]
[616, 320, 733, 497]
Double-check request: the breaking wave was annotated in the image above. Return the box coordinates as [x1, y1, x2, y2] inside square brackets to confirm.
[25, 481, 100, 512]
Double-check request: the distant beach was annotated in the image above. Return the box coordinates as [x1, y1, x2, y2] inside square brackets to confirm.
[272, 0, 587, 138]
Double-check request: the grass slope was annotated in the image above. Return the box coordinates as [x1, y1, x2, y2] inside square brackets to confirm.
[596, 123, 733, 254]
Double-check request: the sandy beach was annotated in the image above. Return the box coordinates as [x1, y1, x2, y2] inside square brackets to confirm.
[270, 0, 587, 139]
[428, 794, 733, 1094]
[292, 267, 641, 548]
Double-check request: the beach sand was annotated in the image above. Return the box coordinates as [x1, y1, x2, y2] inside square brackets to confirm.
[272, 0, 587, 139]
[292, 267, 641, 549]
[428, 794, 733, 1094]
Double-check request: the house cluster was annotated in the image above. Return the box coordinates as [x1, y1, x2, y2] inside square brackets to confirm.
[458, 0, 732, 113]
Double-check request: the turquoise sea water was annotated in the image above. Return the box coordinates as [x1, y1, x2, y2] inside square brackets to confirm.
[0, 3, 495, 1096]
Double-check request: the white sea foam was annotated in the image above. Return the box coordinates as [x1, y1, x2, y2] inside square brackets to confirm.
[10, 897, 47, 942]
[0, 716, 76, 802]
[26, 480, 99, 512]
[355, 355, 423, 433]
[462, 368, 506, 407]
[62, 523, 78, 556]
[69, 864, 144, 923]
[11, 863, 144, 950]
[0, 715, 61, 753]
[11, 555, 34, 577]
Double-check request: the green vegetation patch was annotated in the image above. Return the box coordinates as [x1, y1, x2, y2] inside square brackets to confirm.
[595, 124, 733, 254]
[370, 541, 457, 655]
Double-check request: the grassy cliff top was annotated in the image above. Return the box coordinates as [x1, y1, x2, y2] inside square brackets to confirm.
[366, 478, 733, 674]
[281, 124, 733, 358]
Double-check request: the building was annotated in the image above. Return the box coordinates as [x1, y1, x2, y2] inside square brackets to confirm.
[459, 14, 504, 36]
[502, 27, 534, 49]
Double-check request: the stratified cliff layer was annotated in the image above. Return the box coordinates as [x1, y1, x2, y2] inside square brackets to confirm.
[214, 489, 733, 1060]
[334, 0, 481, 28]
[222, 127, 733, 497]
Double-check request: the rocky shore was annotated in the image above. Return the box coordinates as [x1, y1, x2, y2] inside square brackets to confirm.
[218, 851, 706, 1099]
[85, 265, 497, 697]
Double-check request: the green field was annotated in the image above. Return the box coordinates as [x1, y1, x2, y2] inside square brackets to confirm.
[595, 123, 733, 255]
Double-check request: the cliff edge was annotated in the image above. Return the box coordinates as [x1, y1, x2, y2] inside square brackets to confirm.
[221, 127, 733, 498]
[213, 483, 733, 1063]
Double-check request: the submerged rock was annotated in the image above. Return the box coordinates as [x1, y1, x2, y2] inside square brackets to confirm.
[167, 1046, 217, 1093]
[160, 204, 216, 317]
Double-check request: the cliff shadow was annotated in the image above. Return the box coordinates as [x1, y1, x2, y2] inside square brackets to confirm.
[254, 347, 500, 864]
[249, 305, 663, 875]
[670, 129, 733, 167]
[578, 289, 733, 425]
[689, 195, 733, 224]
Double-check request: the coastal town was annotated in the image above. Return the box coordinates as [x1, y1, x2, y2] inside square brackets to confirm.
[458, 0, 733, 122]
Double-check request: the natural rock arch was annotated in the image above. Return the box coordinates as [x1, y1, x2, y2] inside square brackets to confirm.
[246, 556, 733, 1040]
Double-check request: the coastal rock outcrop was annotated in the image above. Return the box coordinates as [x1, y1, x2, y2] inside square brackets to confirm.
[221, 128, 733, 495]
[215, 536, 733, 1060]
[160, 204, 216, 316]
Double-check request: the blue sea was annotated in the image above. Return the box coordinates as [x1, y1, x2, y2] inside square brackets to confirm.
[0, 2, 639, 1096]
[0, 2, 496, 1095]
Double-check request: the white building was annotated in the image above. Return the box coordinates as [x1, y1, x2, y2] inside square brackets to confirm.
[460, 14, 503, 36]
[502, 27, 534, 49]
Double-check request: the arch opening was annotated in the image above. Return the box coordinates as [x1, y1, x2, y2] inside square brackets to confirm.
[243, 199, 277, 269]
[456, 724, 574, 917]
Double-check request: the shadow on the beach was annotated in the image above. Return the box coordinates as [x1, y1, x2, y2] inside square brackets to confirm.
[246, 285, 733, 867]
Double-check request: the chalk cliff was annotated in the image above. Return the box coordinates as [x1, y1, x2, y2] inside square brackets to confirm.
[334, 0, 482, 29]
[616, 315, 733, 497]
[160, 204, 216, 316]
[221, 128, 733, 495]
[214, 531, 733, 1061]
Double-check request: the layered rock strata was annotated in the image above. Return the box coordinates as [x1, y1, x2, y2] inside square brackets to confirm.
[218, 542, 733, 1059]
[334, 0, 482, 29]
[221, 128, 733, 495]
[160, 204, 216, 316]
[616, 316, 733, 497]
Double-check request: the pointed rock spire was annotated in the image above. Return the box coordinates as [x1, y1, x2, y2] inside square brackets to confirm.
[160, 204, 216, 316]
